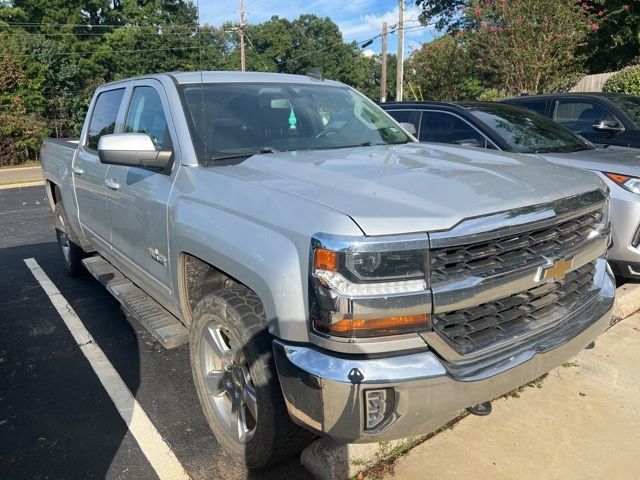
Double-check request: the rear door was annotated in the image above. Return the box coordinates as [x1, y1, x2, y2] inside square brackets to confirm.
[104, 79, 179, 306]
[73, 87, 126, 250]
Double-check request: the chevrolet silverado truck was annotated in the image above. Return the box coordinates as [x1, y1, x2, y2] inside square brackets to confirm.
[40, 72, 614, 469]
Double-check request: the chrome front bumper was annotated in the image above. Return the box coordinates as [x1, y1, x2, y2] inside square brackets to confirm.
[273, 264, 615, 443]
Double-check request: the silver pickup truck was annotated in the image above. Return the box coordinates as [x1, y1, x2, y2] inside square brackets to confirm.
[40, 71, 615, 469]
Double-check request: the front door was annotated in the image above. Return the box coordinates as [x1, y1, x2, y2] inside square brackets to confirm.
[74, 87, 126, 250]
[105, 81, 178, 307]
[553, 99, 623, 146]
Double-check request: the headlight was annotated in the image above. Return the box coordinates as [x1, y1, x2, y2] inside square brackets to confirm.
[604, 172, 640, 195]
[310, 238, 431, 339]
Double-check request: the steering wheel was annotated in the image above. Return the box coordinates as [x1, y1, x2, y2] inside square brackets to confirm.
[315, 127, 341, 139]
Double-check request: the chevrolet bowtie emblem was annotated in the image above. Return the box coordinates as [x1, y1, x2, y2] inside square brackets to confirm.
[541, 257, 574, 281]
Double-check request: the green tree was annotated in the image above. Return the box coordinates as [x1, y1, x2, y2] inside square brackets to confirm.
[406, 35, 482, 100]
[467, 0, 592, 94]
[0, 3, 392, 164]
[415, 0, 468, 33]
[0, 34, 48, 164]
[583, 1, 640, 72]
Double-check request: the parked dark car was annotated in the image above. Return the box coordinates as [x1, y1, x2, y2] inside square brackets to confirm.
[379, 100, 640, 279]
[501, 93, 640, 148]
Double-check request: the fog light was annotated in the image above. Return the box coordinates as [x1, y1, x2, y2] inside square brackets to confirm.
[365, 388, 393, 430]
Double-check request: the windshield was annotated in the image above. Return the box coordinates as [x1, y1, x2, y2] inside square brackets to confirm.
[179, 82, 410, 163]
[607, 95, 640, 127]
[468, 104, 593, 154]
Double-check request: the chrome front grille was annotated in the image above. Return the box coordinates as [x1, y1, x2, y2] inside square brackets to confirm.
[432, 262, 597, 355]
[430, 210, 602, 284]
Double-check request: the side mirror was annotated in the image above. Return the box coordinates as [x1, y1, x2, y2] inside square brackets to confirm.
[592, 119, 624, 133]
[98, 133, 172, 170]
[454, 138, 484, 148]
[399, 122, 417, 135]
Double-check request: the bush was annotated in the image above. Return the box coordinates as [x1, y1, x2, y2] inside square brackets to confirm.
[603, 65, 640, 96]
[477, 89, 504, 101]
[0, 113, 48, 166]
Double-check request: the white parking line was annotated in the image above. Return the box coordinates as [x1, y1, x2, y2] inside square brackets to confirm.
[24, 258, 190, 480]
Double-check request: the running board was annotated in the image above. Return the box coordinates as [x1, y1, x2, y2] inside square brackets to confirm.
[82, 256, 188, 349]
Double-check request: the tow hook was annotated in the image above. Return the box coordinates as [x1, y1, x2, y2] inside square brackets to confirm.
[585, 341, 595, 350]
[466, 401, 492, 416]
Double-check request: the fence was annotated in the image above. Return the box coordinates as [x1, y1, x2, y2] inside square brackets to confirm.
[569, 72, 618, 92]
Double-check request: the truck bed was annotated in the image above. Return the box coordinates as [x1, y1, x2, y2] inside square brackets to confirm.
[40, 138, 79, 211]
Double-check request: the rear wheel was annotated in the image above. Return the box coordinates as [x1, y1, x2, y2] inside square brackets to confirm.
[189, 286, 315, 469]
[54, 202, 85, 276]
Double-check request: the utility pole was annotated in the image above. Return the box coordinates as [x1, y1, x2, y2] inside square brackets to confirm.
[380, 22, 388, 102]
[239, 0, 246, 71]
[396, 0, 404, 101]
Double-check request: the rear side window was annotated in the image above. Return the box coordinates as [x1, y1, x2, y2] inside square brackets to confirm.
[513, 100, 548, 116]
[553, 100, 617, 132]
[86, 88, 125, 150]
[125, 86, 171, 150]
[420, 111, 487, 147]
[386, 109, 417, 127]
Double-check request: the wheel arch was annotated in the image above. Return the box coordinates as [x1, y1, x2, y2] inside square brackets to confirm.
[178, 252, 282, 337]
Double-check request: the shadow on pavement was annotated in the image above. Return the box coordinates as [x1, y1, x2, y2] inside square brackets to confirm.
[0, 242, 146, 478]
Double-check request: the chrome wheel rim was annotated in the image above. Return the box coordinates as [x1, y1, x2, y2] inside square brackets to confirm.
[199, 323, 258, 444]
[57, 214, 71, 264]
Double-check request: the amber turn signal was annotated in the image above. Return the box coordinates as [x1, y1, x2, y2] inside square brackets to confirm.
[314, 313, 430, 338]
[314, 248, 339, 271]
[604, 172, 629, 184]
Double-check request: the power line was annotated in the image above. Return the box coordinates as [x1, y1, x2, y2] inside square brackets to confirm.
[0, 21, 196, 29]
[283, 22, 428, 66]
[11, 45, 204, 58]
[5, 22, 430, 64]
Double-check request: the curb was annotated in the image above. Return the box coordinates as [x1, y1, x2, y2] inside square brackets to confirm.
[612, 282, 640, 320]
[300, 281, 640, 480]
[0, 181, 44, 190]
[0, 165, 41, 172]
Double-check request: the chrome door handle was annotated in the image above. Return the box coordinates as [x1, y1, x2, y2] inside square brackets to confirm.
[104, 179, 120, 190]
[72, 166, 84, 175]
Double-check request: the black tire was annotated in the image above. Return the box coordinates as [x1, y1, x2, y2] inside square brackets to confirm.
[54, 201, 86, 277]
[189, 286, 316, 469]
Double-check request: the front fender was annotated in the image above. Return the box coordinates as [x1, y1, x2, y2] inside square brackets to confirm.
[168, 166, 362, 342]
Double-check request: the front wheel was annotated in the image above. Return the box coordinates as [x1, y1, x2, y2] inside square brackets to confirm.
[189, 286, 315, 469]
[54, 202, 86, 277]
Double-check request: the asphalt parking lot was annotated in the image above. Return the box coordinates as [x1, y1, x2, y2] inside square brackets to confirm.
[0, 185, 312, 479]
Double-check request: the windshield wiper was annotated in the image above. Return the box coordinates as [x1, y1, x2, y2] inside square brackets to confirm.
[210, 147, 277, 162]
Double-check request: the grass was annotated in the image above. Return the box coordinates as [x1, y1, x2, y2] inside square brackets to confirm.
[562, 360, 580, 368]
[500, 374, 548, 400]
[351, 413, 469, 480]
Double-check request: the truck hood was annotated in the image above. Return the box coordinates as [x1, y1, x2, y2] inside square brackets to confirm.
[224, 143, 606, 236]
[535, 145, 640, 177]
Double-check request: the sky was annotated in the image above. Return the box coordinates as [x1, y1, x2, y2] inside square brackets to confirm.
[199, 0, 439, 57]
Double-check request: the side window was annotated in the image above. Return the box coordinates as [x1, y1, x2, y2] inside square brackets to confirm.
[125, 86, 171, 150]
[554, 101, 616, 132]
[420, 111, 487, 147]
[386, 110, 418, 132]
[86, 88, 125, 150]
[515, 101, 548, 116]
